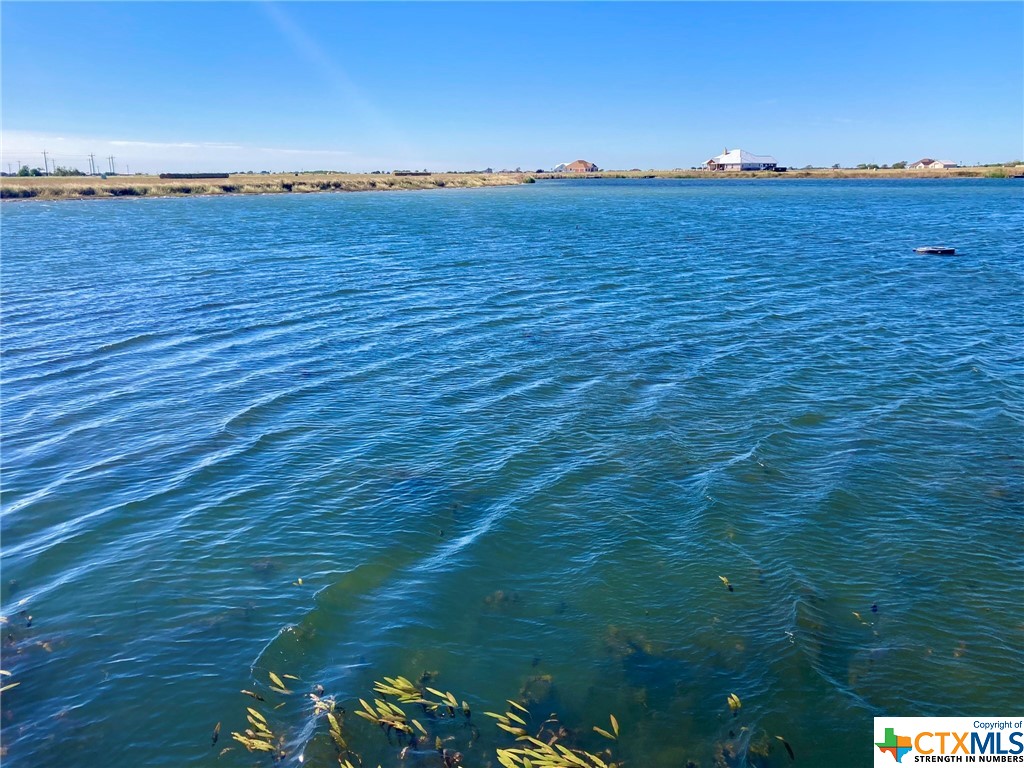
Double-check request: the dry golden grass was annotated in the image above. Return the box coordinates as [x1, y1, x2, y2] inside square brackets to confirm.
[0, 172, 530, 201]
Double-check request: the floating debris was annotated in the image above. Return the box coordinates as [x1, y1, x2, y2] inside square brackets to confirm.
[593, 713, 619, 741]
[719, 576, 734, 593]
[268, 671, 292, 694]
[776, 735, 796, 761]
[727, 693, 742, 714]
[211, 721, 221, 746]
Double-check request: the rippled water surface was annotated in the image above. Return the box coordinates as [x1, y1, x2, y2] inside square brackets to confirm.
[2, 179, 1022, 767]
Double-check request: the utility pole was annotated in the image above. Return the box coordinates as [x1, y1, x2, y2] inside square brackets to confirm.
[42, 150, 49, 176]
[108, 155, 115, 174]
[88, 153, 96, 175]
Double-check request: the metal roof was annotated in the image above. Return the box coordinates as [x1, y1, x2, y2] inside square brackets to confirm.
[707, 149, 777, 165]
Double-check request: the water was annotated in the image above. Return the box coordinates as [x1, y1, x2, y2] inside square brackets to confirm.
[2, 179, 1022, 767]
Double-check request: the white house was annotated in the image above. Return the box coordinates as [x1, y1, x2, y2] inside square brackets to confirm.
[909, 158, 958, 169]
[704, 148, 778, 171]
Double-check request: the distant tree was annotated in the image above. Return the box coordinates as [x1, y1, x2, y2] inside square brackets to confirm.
[832, 164, 841, 169]
[53, 166, 85, 176]
[17, 165, 43, 177]
[891, 161, 907, 169]
[803, 164, 813, 169]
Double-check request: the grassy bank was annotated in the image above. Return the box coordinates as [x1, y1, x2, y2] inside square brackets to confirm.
[0, 172, 530, 201]
[4, 166, 1020, 201]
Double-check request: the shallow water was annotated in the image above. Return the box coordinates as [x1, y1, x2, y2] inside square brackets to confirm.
[2, 179, 1022, 767]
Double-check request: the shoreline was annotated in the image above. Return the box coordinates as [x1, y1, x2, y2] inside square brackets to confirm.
[2, 166, 1019, 202]
[538, 166, 1021, 180]
[0, 172, 531, 202]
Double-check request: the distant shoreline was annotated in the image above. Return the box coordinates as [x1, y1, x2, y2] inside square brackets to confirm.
[0, 172, 529, 201]
[2, 166, 1019, 201]
[539, 166, 1021, 180]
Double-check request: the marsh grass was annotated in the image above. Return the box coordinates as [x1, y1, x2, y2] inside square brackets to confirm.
[0, 172, 528, 201]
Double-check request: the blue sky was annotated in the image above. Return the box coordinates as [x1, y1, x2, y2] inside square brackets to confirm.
[2, 2, 1021, 173]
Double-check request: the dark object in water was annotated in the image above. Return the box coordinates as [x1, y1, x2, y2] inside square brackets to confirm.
[871, 603, 878, 613]
[914, 246, 956, 255]
[777, 736, 796, 761]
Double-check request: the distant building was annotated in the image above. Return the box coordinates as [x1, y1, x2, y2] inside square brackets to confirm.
[704, 148, 777, 171]
[558, 160, 598, 173]
[909, 158, 958, 169]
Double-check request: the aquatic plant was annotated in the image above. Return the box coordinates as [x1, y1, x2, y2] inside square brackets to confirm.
[0, 669, 20, 693]
[221, 670, 621, 768]
[486, 702, 620, 768]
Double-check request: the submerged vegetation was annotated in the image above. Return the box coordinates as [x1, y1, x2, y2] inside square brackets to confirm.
[217, 662, 800, 768]
[221, 671, 623, 768]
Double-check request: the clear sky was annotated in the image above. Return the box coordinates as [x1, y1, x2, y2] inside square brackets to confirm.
[2, 2, 1021, 173]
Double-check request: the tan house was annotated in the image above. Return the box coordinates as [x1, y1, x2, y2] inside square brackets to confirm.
[564, 160, 598, 172]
